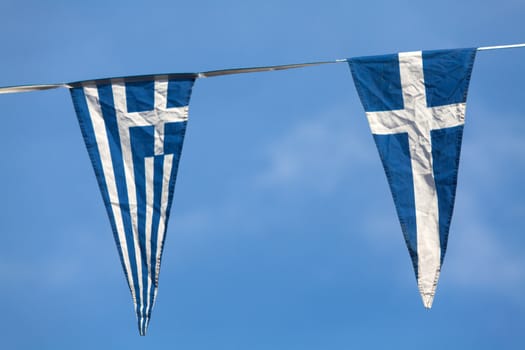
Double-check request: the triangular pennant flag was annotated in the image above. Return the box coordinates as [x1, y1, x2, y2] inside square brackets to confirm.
[349, 48, 476, 308]
[70, 76, 195, 335]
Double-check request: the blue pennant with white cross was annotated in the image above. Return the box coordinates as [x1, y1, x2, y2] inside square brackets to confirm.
[70, 76, 195, 335]
[349, 48, 476, 308]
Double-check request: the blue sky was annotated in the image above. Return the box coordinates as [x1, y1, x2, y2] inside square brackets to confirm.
[0, 0, 524, 348]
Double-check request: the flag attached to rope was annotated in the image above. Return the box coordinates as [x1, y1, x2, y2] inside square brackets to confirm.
[70, 76, 195, 335]
[349, 48, 476, 308]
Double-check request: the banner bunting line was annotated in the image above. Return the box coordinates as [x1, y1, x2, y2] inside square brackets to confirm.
[0, 43, 524, 95]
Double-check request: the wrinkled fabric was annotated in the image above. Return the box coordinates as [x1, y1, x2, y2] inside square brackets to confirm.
[349, 49, 476, 308]
[70, 78, 195, 335]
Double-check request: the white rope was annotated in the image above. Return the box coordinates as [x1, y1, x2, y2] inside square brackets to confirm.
[0, 61, 342, 94]
[477, 43, 525, 51]
[197, 60, 341, 78]
[1, 43, 524, 95]
[0, 83, 70, 95]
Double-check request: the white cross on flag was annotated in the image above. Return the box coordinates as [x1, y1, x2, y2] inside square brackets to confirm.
[70, 74, 196, 335]
[349, 48, 476, 307]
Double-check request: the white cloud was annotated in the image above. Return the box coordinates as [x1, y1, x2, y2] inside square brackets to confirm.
[171, 103, 525, 306]
[443, 106, 525, 303]
[445, 192, 525, 303]
[256, 105, 374, 193]
[362, 105, 525, 300]
[0, 228, 118, 289]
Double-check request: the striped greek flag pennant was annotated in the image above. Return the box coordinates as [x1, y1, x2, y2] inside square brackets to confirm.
[70, 76, 195, 335]
[348, 48, 476, 308]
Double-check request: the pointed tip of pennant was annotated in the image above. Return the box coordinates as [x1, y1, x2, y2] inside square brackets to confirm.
[418, 274, 439, 309]
[138, 325, 148, 336]
[416, 264, 441, 309]
[421, 293, 435, 309]
[137, 316, 151, 336]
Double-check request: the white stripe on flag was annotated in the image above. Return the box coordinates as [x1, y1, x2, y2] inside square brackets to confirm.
[397, 51, 441, 306]
[155, 153, 174, 285]
[154, 80, 169, 155]
[144, 156, 155, 327]
[112, 81, 145, 318]
[83, 84, 138, 306]
[365, 52, 467, 307]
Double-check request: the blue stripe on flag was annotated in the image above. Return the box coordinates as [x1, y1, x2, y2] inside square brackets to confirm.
[70, 87, 130, 278]
[423, 48, 477, 107]
[129, 125, 155, 333]
[348, 54, 404, 112]
[373, 132, 418, 276]
[164, 121, 187, 158]
[70, 77, 195, 335]
[150, 155, 163, 288]
[431, 125, 464, 264]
